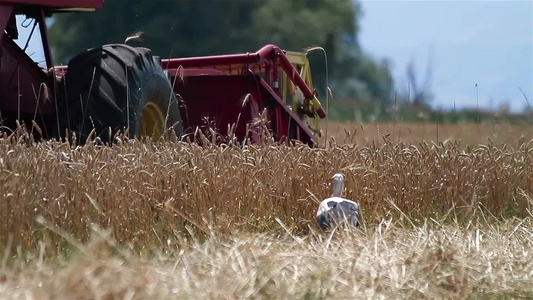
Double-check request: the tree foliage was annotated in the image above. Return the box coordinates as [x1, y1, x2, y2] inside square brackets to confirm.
[49, 0, 394, 111]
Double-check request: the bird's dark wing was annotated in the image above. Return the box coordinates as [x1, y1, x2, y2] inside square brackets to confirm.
[335, 200, 359, 214]
[330, 200, 360, 227]
[317, 198, 360, 229]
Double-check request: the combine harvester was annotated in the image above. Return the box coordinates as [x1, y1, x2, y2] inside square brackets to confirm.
[0, 0, 327, 146]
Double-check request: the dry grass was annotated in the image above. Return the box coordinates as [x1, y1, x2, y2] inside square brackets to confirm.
[323, 121, 533, 147]
[0, 122, 532, 299]
[2, 219, 533, 299]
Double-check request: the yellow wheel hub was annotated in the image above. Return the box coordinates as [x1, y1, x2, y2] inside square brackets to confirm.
[140, 101, 166, 140]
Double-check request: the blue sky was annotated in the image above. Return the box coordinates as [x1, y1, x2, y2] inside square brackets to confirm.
[358, 0, 533, 112]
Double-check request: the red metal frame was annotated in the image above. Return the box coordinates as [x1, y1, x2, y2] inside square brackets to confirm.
[163, 44, 326, 146]
[0, 4, 14, 45]
[163, 44, 326, 118]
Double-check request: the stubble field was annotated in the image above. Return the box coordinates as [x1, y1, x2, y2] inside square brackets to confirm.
[1, 122, 532, 299]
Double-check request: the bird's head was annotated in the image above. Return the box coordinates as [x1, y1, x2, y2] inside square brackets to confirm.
[331, 173, 345, 197]
[332, 173, 344, 184]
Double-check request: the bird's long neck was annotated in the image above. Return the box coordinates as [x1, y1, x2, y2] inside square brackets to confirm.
[332, 181, 344, 197]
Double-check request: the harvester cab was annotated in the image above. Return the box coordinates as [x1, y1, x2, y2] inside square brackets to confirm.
[0, 0, 104, 138]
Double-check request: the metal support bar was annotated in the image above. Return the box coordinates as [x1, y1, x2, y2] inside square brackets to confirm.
[163, 53, 260, 69]
[37, 7, 53, 68]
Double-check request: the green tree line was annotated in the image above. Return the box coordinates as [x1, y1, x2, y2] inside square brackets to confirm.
[49, 0, 394, 115]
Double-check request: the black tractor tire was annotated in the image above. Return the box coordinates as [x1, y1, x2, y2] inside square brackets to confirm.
[57, 44, 182, 144]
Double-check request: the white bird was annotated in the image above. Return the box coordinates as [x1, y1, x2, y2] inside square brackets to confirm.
[316, 173, 360, 230]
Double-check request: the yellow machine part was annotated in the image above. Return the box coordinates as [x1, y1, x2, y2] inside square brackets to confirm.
[281, 51, 322, 138]
[140, 101, 166, 141]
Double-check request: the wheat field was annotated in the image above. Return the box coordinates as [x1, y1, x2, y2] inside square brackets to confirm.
[323, 121, 533, 146]
[1, 122, 532, 299]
